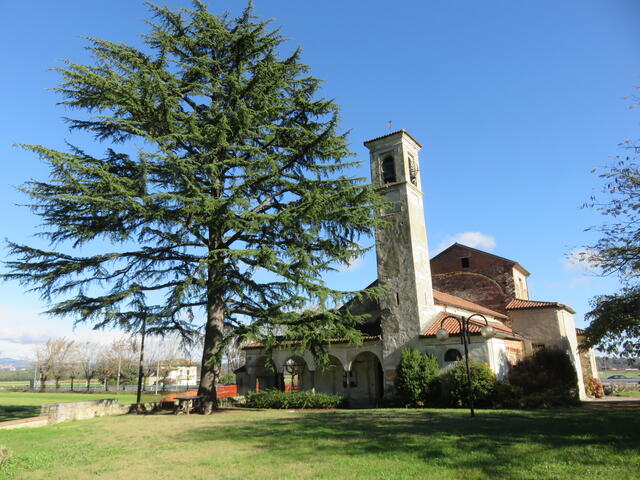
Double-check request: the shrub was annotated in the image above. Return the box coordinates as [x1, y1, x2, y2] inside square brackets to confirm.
[491, 382, 524, 409]
[520, 389, 580, 409]
[508, 348, 579, 406]
[585, 377, 604, 398]
[394, 349, 440, 407]
[244, 390, 345, 409]
[429, 361, 498, 408]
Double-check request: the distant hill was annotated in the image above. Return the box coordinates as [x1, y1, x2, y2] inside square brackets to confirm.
[0, 357, 31, 369]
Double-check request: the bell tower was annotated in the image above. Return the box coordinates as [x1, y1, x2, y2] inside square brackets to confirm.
[364, 130, 436, 386]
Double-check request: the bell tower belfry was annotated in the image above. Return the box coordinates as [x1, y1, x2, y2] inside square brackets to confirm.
[364, 130, 436, 385]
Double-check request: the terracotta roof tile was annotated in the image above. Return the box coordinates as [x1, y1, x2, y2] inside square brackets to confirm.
[506, 298, 575, 314]
[423, 312, 518, 337]
[433, 289, 508, 319]
[575, 328, 586, 336]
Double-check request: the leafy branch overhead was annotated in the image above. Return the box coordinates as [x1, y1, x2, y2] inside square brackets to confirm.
[3, 1, 384, 410]
[581, 134, 640, 357]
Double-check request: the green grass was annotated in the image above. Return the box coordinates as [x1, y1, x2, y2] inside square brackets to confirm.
[599, 370, 639, 378]
[0, 392, 164, 422]
[614, 389, 640, 397]
[0, 408, 638, 479]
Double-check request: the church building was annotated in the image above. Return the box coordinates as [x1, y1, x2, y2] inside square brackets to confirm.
[236, 130, 597, 405]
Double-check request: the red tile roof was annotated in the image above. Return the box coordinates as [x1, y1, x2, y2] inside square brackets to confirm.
[433, 289, 508, 319]
[243, 335, 381, 350]
[505, 298, 575, 314]
[423, 312, 518, 337]
[575, 328, 586, 336]
[363, 129, 423, 148]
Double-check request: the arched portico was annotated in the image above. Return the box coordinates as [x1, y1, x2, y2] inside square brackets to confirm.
[282, 355, 313, 392]
[314, 355, 347, 396]
[348, 351, 383, 408]
[244, 355, 279, 393]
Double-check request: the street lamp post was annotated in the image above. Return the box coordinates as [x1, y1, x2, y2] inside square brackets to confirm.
[435, 314, 495, 417]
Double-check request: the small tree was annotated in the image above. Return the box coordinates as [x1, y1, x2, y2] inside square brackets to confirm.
[77, 342, 99, 391]
[394, 349, 439, 407]
[35, 338, 75, 391]
[66, 346, 81, 391]
[432, 361, 498, 408]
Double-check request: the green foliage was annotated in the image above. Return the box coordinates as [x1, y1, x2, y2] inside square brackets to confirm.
[585, 377, 604, 398]
[428, 361, 498, 408]
[583, 288, 640, 357]
[218, 372, 236, 384]
[1, 1, 384, 402]
[490, 382, 524, 409]
[244, 390, 344, 409]
[581, 125, 640, 356]
[394, 349, 439, 407]
[508, 349, 579, 405]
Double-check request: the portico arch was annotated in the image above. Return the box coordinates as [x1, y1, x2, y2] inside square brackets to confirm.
[248, 355, 278, 392]
[314, 355, 347, 396]
[348, 351, 383, 408]
[282, 355, 312, 392]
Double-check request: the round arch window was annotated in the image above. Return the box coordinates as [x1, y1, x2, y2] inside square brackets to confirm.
[444, 349, 462, 362]
[381, 156, 396, 184]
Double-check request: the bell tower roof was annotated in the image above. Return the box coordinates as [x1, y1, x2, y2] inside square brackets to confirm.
[363, 129, 423, 148]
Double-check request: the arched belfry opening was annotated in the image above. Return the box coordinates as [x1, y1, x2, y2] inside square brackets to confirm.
[381, 155, 396, 184]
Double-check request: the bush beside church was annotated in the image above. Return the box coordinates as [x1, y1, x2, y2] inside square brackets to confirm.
[393, 348, 580, 409]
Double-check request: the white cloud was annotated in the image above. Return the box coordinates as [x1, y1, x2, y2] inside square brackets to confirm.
[434, 231, 497, 256]
[564, 248, 598, 274]
[338, 255, 364, 272]
[0, 305, 129, 359]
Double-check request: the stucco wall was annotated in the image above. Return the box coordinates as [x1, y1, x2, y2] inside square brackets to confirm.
[420, 337, 511, 380]
[577, 335, 599, 379]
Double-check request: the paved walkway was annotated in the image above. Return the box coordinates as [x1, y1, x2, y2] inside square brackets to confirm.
[581, 396, 640, 409]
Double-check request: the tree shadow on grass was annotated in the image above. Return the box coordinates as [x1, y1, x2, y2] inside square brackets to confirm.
[179, 408, 640, 478]
[0, 405, 40, 423]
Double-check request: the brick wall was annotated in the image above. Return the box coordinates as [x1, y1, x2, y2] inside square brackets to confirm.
[430, 244, 521, 313]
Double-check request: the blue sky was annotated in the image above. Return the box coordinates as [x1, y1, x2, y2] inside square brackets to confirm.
[1, 0, 638, 358]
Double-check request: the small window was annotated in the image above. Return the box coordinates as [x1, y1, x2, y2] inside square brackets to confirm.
[381, 156, 396, 184]
[445, 349, 463, 362]
[461, 257, 470, 268]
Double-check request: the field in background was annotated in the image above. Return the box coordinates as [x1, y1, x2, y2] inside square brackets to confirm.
[0, 408, 639, 479]
[0, 392, 165, 422]
[599, 370, 640, 378]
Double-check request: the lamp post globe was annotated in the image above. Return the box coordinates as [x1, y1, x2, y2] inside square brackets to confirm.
[480, 325, 495, 339]
[436, 328, 450, 342]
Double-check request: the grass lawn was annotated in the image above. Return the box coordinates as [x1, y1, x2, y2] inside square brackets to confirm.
[0, 408, 639, 479]
[614, 389, 640, 397]
[599, 370, 640, 378]
[0, 392, 164, 423]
